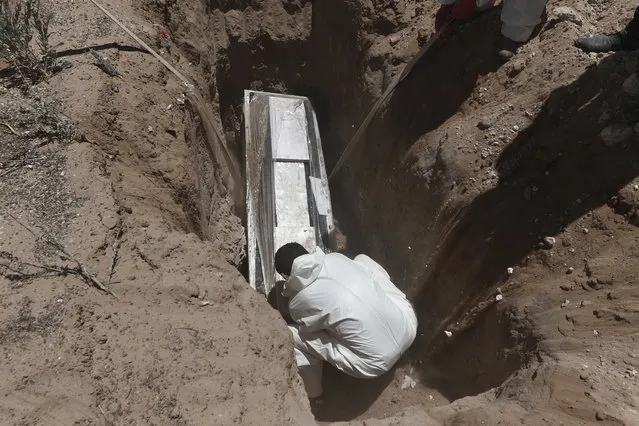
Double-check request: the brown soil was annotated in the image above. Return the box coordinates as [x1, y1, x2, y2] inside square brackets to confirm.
[1, 0, 639, 425]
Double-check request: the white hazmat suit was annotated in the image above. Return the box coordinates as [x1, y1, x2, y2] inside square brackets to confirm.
[441, 0, 547, 42]
[283, 248, 417, 398]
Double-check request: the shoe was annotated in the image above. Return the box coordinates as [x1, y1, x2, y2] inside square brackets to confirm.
[575, 32, 625, 53]
[497, 37, 522, 61]
[575, 30, 639, 53]
[575, 6, 639, 53]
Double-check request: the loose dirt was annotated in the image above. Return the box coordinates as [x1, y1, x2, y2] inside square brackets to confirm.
[1, 0, 638, 425]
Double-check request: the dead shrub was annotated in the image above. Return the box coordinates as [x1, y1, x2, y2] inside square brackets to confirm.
[0, 0, 54, 83]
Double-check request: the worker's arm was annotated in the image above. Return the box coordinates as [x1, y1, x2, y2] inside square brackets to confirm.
[289, 296, 331, 334]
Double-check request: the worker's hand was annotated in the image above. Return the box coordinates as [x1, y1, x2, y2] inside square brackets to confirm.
[435, 4, 454, 32]
[451, 0, 477, 21]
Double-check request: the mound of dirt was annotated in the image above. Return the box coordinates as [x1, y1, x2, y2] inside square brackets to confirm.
[1, 0, 639, 424]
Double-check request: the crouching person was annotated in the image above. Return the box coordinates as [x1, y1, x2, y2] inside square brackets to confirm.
[274, 243, 418, 415]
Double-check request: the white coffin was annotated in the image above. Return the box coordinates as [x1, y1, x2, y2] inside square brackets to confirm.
[244, 91, 335, 294]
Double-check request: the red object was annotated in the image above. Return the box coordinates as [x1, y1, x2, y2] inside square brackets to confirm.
[451, 0, 477, 20]
[435, 4, 454, 31]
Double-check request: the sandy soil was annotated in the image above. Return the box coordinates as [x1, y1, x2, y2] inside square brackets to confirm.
[1, 0, 638, 425]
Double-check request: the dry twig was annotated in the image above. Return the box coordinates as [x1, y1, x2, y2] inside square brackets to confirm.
[1, 122, 19, 135]
[6, 213, 118, 298]
[89, 49, 122, 79]
[107, 222, 125, 286]
[134, 244, 158, 270]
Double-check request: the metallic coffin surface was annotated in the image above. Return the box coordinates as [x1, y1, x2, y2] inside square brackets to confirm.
[244, 90, 335, 295]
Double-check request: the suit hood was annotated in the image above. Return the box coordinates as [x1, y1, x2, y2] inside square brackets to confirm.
[283, 247, 325, 296]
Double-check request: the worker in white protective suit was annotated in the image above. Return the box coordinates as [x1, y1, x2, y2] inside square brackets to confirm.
[274, 243, 417, 413]
[435, 0, 547, 60]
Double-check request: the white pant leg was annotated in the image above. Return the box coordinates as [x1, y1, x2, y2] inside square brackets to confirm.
[501, 0, 547, 42]
[288, 325, 375, 378]
[289, 326, 324, 398]
[290, 325, 323, 368]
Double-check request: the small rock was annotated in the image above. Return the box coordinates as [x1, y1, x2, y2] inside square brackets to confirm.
[507, 267, 514, 275]
[169, 407, 181, 419]
[566, 267, 574, 274]
[507, 59, 527, 78]
[582, 228, 589, 234]
[560, 284, 572, 291]
[512, 124, 520, 132]
[98, 335, 108, 344]
[389, 34, 401, 46]
[543, 236, 556, 248]
[600, 124, 634, 146]
[633, 184, 639, 191]
[593, 329, 600, 336]
[496, 287, 502, 294]
[495, 294, 503, 302]
[569, 248, 576, 253]
[224, 9, 246, 40]
[147, 126, 153, 133]
[165, 128, 178, 138]
[401, 375, 417, 390]
[56, 298, 64, 303]
[595, 412, 605, 421]
[391, 395, 399, 404]
[622, 73, 639, 96]
[552, 6, 583, 26]
[477, 119, 493, 130]
[561, 299, 570, 308]
[444, 330, 453, 338]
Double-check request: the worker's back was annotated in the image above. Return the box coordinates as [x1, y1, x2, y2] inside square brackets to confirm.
[286, 248, 417, 378]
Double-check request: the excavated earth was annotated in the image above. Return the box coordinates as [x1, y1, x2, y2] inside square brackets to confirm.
[1, 0, 639, 424]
